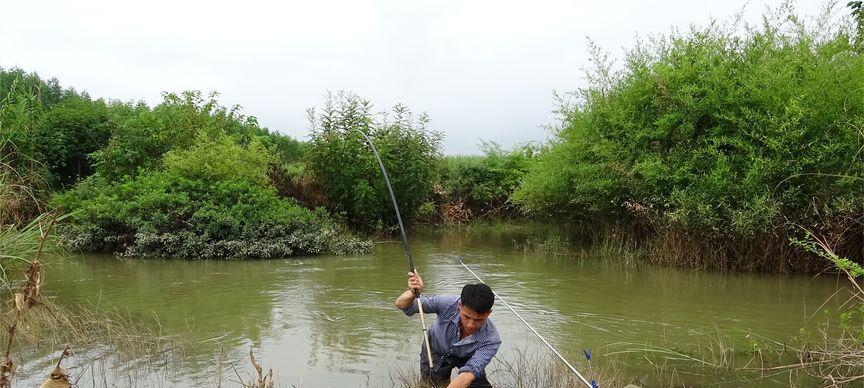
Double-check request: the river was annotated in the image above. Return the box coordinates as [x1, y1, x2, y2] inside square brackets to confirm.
[20, 226, 841, 387]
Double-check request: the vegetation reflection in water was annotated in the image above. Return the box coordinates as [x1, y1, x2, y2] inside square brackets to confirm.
[15, 227, 841, 387]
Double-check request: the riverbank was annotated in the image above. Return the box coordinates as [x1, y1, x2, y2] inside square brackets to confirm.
[419, 220, 821, 273]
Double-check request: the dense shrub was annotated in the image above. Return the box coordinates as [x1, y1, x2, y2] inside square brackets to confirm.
[261, 132, 308, 164]
[440, 142, 534, 218]
[54, 95, 369, 259]
[1, 68, 116, 193]
[36, 96, 114, 186]
[514, 8, 864, 267]
[163, 133, 272, 187]
[91, 91, 262, 181]
[306, 92, 442, 229]
[91, 91, 307, 182]
[56, 170, 371, 259]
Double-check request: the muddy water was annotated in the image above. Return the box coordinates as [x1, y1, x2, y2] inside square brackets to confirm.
[22, 227, 841, 387]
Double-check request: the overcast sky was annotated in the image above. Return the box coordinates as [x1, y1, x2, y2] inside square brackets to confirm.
[2, 0, 825, 154]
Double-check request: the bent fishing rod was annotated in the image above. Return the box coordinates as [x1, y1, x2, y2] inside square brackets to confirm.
[355, 130, 435, 370]
[456, 256, 595, 388]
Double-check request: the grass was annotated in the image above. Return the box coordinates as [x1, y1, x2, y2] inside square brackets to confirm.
[0, 213, 184, 388]
[441, 155, 485, 170]
[389, 349, 625, 388]
[0, 214, 48, 289]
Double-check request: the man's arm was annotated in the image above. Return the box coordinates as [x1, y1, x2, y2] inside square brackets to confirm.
[449, 335, 502, 388]
[394, 288, 416, 310]
[396, 272, 456, 315]
[447, 372, 476, 388]
[394, 271, 423, 310]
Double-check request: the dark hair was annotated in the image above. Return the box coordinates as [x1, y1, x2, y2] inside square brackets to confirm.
[461, 283, 494, 314]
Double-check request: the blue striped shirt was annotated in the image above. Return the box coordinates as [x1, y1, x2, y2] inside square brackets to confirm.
[402, 294, 501, 378]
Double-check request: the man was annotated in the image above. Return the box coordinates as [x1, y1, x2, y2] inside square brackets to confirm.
[395, 271, 501, 388]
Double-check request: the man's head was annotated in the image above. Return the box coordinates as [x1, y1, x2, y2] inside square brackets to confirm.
[458, 283, 494, 336]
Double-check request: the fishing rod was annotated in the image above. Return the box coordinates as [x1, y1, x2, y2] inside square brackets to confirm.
[456, 256, 596, 388]
[355, 130, 435, 371]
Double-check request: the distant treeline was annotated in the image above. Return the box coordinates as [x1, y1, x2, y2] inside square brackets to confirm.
[2, 5, 863, 270]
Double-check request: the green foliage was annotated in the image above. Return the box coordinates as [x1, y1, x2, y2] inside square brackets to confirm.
[515, 8, 864, 242]
[0, 73, 49, 223]
[93, 91, 237, 181]
[163, 133, 273, 187]
[851, 1, 864, 47]
[35, 95, 114, 186]
[1, 73, 44, 169]
[0, 213, 56, 288]
[0, 67, 68, 108]
[261, 132, 308, 164]
[44, 88, 366, 259]
[441, 142, 535, 216]
[792, 235, 864, 278]
[1, 67, 116, 198]
[91, 90, 305, 182]
[55, 171, 371, 259]
[306, 91, 442, 229]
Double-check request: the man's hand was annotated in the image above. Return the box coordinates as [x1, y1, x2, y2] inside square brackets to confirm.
[446, 371, 475, 388]
[408, 271, 424, 293]
[395, 271, 424, 310]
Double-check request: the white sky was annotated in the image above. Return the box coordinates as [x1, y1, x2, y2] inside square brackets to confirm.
[1, 0, 826, 154]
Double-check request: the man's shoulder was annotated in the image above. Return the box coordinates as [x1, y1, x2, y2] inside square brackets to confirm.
[427, 294, 460, 303]
[435, 294, 460, 310]
[480, 318, 501, 341]
[423, 294, 460, 313]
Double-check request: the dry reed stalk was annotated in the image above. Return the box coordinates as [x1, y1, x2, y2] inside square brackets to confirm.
[0, 210, 179, 388]
[249, 350, 273, 388]
[231, 349, 274, 388]
[441, 200, 473, 225]
[37, 345, 71, 388]
[9, 298, 181, 363]
[0, 210, 58, 387]
[214, 345, 224, 388]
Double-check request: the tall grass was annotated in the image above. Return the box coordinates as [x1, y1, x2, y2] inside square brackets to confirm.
[0, 212, 56, 289]
[442, 155, 485, 170]
[0, 78, 48, 226]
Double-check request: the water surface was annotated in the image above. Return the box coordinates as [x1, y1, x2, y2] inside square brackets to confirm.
[22, 227, 841, 387]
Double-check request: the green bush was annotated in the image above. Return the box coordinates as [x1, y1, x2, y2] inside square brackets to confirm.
[163, 132, 272, 187]
[56, 103, 370, 259]
[440, 142, 534, 217]
[56, 171, 371, 259]
[261, 132, 308, 164]
[91, 90, 306, 182]
[93, 91, 254, 180]
[35, 96, 114, 186]
[306, 91, 442, 229]
[514, 8, 864, 256]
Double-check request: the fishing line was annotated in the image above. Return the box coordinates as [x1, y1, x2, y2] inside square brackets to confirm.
[456, 256, 595, 388]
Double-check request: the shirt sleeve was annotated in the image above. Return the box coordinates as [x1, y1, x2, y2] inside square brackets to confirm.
[457, 334, 502, 378]
[402, 294, 457, 316]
